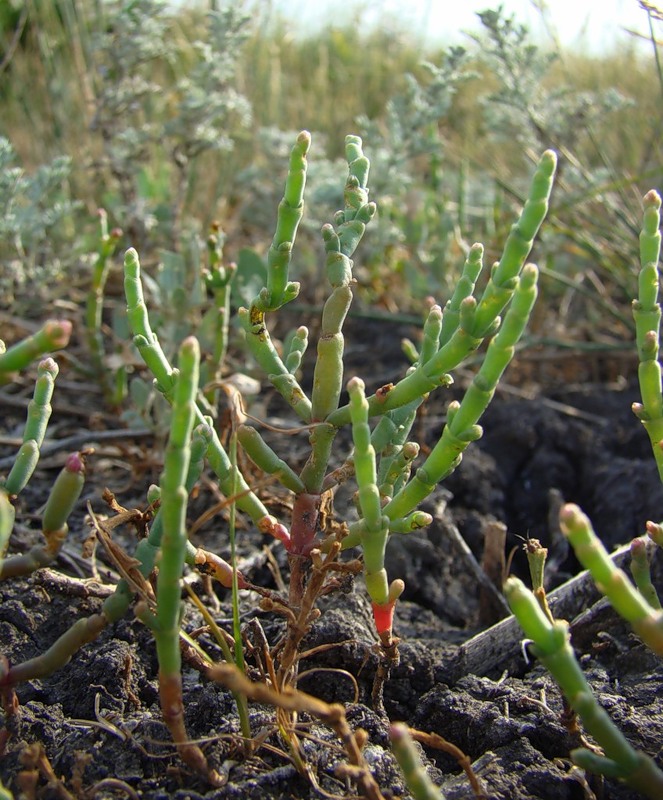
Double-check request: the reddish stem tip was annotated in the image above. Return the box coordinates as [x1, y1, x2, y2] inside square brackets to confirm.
[64, 452, 85, 473]
[372, 600, 396, 636]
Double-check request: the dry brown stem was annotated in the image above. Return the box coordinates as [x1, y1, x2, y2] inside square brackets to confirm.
[158, 671, 225, 787]
[209, 663, 387, 800]
[408, 727, 486, 799]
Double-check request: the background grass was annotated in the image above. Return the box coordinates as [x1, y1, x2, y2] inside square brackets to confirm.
[0, 0, 661, 370]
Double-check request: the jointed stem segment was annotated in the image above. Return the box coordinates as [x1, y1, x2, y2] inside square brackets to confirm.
[0, 320, 71, 382]
[559, 503, 663, 655]
[633, 190, 663, 480]
[0, 452, 85, 580]
[124, 247, 274, 528]
[505, 576, 663, 799]
[238, 133, 312, 418]
[2, 358, 58, 498]
[385, 264, 539, 521]
[137, 337, 223, 785]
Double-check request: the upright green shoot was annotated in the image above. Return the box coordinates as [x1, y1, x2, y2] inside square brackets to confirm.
[632, 190, 663, 480]
[505, 576, 663, 799]
[136, 337, 223, 786]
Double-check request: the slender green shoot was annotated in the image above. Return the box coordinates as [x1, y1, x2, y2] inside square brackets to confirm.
[136, 336, 222, 786]
[85, 208, 122, 399]
[0, 452, 85, 581]
[505, 576, 663, 799]
[559, 503, 663, 655]
[390, 724, 447, 800]
[632, 190, 663, 480]
[2, 358, 58, 497]
[0, 321, 72, 383]
[228, 423, 251, 742]
[629, 537, 661, 610]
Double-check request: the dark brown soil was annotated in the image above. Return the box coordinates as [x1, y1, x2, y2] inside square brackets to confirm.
[1, 315, 662, 799]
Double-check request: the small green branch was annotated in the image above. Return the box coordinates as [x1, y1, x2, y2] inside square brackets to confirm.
[0, 321, 71, 382]
[559, 503, 663, 655]
[238, 133, 312, 419]
[505, 576, 663, 799]
[85, 208, 122, 396]
[632, 190, 663, 481]
[2, 358, 58, 496]
[385, 264, 538, 521]
[390, 724, 447, 800]
[138, 336, 223, 785]
[0, 452, 85, 580]
[124, 247, 275, 529]
[472, 150, 556, 336]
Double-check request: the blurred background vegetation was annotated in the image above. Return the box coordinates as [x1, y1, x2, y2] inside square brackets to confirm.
[0, 0, 661, 381]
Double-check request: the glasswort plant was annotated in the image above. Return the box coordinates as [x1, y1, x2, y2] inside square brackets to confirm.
[506, 189, 663, 799]
[0, 131, 556, 784]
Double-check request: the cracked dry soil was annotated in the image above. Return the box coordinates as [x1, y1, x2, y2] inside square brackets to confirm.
[1, 321, 663, 800]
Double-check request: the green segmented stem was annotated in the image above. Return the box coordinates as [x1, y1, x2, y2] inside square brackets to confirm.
[348, 377, 391, 606]
[389, 511, 433, 534]
[630, 537, 661, 610]
[559, 503, 663, 655]
[86, 209, 121, 385]
[371, 400, 421, 454]
[124, 249, 177, 398]
[310, 277, 352, 421]
[237, 424, 306, 494]
[42, 452, 85, 534]
[472, 150, 556, 337]
[238, 133, 311, 417]
[238, 305, 311, 421]
[3, 612, 110, 685]
[640, 190, 662, 270]
[374, 403, 421, 496]
[341, 135, 371, 223]
[418, 304, 443, 364]
[505, 576, 663, 798]
[343, 509, 434, 549]
[379, 441, 419, 499]
[385, 264, 538, 521]
[3, 441, 40, 500]
[124, 248, 273, 526]
[311, 328, 346, 420]
[204, 227, 236, 376]
[23, 358, 58, 446]
[1, 452, 85, 580]
[124, 423, 214, 600]
[402, 338, 420, 364]
[632, 190, 663, 481]
[141, 337, 222, 784]
[0, 320, 71, 381]
[148, 337, 199, 663]
[285, 326, 309, 374]
[3, 358, 58, 496]
[439, 243, 484, 347]
[349, 378, 384, 534]
[0, 490, 14, 563]
[299, 422, 337, 494]
[262, 130, 310, 312]
[325, 315, 472, 427]
[390, 724, 447, 800]
[310, 135, 376, 423]
[269, 372, 313, 420]
[203, 427, 275, 524]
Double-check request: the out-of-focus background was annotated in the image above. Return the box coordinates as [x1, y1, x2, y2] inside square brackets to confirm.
[264, 0, 650, 52]
[1, 0, 661, 364]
